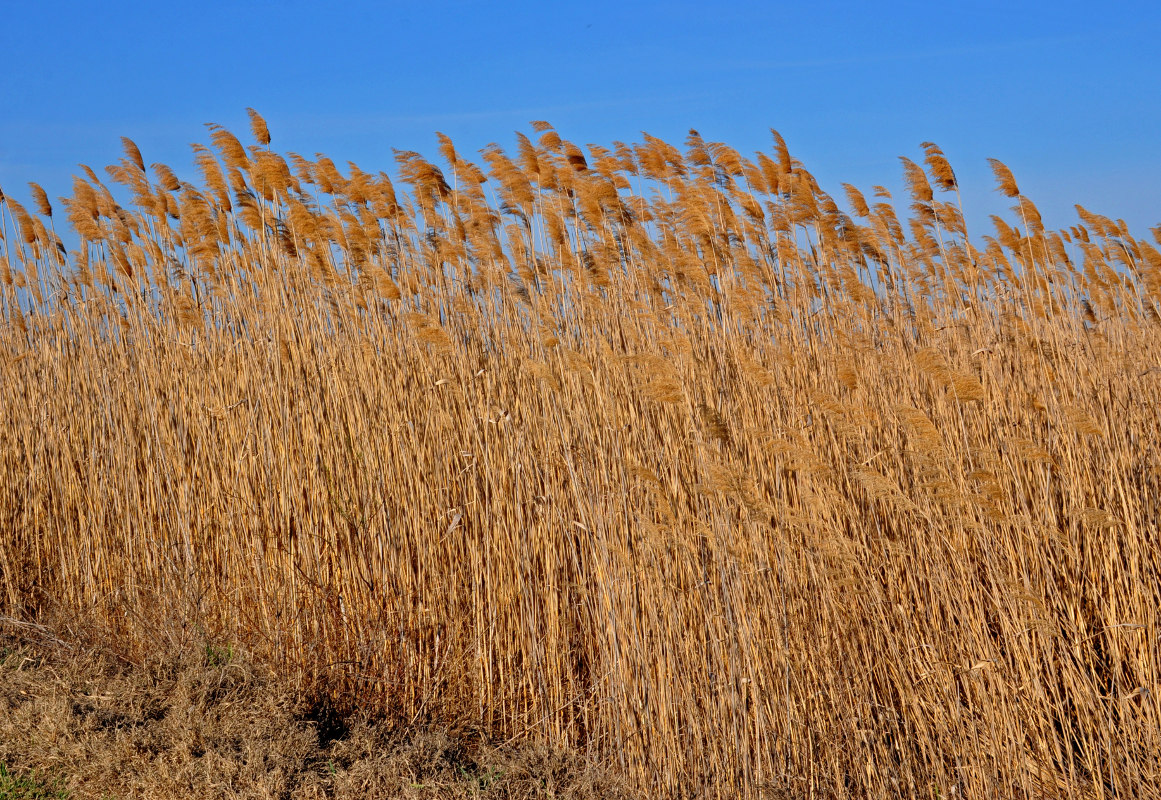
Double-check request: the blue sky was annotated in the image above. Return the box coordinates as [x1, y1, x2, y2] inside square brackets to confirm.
[3, 1, 1159, 240]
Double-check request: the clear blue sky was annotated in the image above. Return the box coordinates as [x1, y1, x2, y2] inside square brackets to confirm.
[3, 0, 1159, 239]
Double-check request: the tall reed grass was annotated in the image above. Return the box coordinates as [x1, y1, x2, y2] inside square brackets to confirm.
[1, 112, 1159, 797]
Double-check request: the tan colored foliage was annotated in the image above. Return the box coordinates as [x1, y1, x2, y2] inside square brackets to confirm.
[1, 118, 1160, 798]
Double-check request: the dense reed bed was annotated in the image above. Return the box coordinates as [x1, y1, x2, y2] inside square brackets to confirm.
[1, 111, 1159, 797]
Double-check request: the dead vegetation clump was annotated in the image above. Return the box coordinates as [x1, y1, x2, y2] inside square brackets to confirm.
[0, 628, 627, 799]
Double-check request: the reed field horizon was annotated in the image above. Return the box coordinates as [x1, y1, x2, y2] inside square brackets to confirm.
[1, 110, 1159, 798]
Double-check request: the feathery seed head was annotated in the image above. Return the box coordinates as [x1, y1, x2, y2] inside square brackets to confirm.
[987, 158, 1020, 198]
[28, 183, 52, 217]
[246, 107, 271, 146]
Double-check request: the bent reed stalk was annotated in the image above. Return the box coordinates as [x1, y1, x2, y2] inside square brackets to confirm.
[1, 112, 1160, 798]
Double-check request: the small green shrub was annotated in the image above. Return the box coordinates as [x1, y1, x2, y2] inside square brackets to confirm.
[204, 642, 235, 668]
[0, 764, 68, 800]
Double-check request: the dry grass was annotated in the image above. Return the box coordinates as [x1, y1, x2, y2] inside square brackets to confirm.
[1, 113, 1160, 797]
[0, 631, 622, 799]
